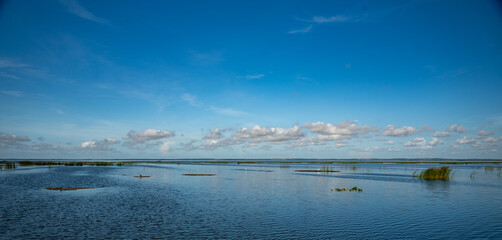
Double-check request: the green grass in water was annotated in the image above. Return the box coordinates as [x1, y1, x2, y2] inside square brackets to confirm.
[414, 166, 452, 181]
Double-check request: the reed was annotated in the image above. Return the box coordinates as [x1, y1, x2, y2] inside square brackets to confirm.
[414, 166, 452, 181]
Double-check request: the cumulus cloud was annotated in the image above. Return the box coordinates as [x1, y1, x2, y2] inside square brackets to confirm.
[233, 125, 305, 144]
[0, 133, 30, 148]
[483, 137, 499, 144]
[385, 140, 395, 145]
[382, 125, 416, 137]
[204, 128, 225, 140]
[124, 129, 175, 149]
[429, 138, 442, 146]
[433, 131, 451, 137]
[405, 137, 427, 148]
[447, 124, 467, 133]
[79, 138, 119, 151]
[303, 121, 377, 136]
[125, 129, 175, 143]
[477, 130, 494, 137]
[456, 136, 477, 145]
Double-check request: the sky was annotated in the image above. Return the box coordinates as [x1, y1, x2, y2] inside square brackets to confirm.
[1, 0, 502, 159]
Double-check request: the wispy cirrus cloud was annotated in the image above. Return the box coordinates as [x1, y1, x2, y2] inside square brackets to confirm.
[289, 15, 352, 34]
[181, 93, 199, 106]
[288, 25, 313, 34]
[59, 0, 110, 25]
[311, 15, 351, 23]
[1, 91, 23, 97]
[245, 74, 265, 79]
[209, 106, 250, 117]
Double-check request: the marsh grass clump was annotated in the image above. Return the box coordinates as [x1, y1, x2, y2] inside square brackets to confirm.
[331, 186, 363, 192]
[414, 166, 452, 181]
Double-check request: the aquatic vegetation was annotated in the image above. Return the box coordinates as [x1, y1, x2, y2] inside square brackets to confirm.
[0, 161, 16, 169]
[351, 166, 357, 171]
[45, 187, 105, 191]
[280, 165, 290, 168]
[134, 175, 150, 178]
[182, 174, 216, 176]
[331, 187, 363, 192]
[414, 166, 452, 181]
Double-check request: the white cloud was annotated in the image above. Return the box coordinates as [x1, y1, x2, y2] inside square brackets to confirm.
[312, 15, 350, 23]
[433, 131, 451, 137]
[429, 138, 442, 146]
[385, 140, 395, 145]
[0, 59, 28, 68]
[233, 125, 305, 144]
[125, 129, 175, 143]
[210, 106, 250, 117]
[204, 128, 224, 140]
[303, 121, 377, 136]
[59, 0, 110, 24]
[79, 138, 119, 151]
[160, 141, 175, 154]
[477, 130, 494, 137]
[0, 133, 30, 148]
[447, 124, 467, 133]
[245, 74, 265, 79]
[1, 91, 23, 97]
[288, 25, 313, 34]
[382, 125, 416, 137]
[405, 137, 427, 148]
[483, 137, 499, 144]
[456, 136, 477, 145]
[181, 93, 198, 106]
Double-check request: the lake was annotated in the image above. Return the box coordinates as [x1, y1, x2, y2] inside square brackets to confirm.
[1, 161, 501, 239]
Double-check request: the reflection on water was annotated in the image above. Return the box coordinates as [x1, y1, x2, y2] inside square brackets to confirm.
[1, 162, 502, 239]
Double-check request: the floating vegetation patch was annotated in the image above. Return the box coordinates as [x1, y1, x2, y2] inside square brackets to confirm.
[280, 165, 290, 168]
[133, 175, 150, 178]
[413, 166, 452, 181]
[45, 187, 106, 191]
[182, 174, 216, 176]
[331, 186, 363, 192]
[0, 161, 16, 169]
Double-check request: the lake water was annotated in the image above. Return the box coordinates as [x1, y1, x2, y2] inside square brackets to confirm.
[1, 162, 502, 239]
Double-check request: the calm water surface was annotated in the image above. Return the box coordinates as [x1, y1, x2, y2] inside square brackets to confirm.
[1, 162, 502, 239]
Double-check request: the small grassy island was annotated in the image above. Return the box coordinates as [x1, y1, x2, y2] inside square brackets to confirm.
[414, 166, 452, 181]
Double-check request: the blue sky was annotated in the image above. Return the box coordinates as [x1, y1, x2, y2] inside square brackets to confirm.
[1, 0, 502, 159]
